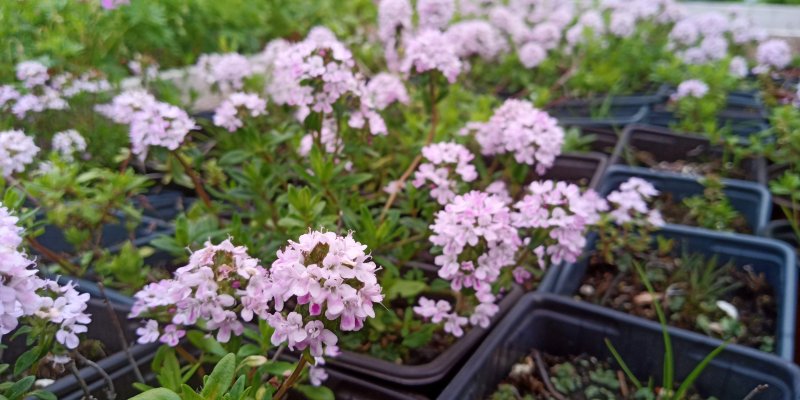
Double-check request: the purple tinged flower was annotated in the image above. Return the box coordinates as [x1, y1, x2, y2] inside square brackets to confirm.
[101, 0, 130, 10]
[606, 177, 664, 227]
[364, 73, 410, 110]
[430, 191, 521, 291]
[0, 130, 39, 177]
[414, 142, 477, 205]
[417, 0, 455, 30]
[159, 324, 186, 347]
[400, 30, 463, 83]
[729, 56, 748, 78]
[413, 297, 453, 323]
[470, 301, 498, 328]
[699, 35, 728, 62]
[756, 39, 792, 71]
[15, 61, 48, 88]
[136, 320, 160, 344]
[213, 92, 268, 132]
[445, 20, 508, 61]
[52, 130, 87, 161]
[309, 366, 328, 386]
[0, 85, 20, 110]
[669, 18, 699, 46]
[517, 42, 547, 69]
[443, 313, 468, 336]
[194, 53, 254, 94]
[462, 99, 563, 174]
[672, 79, 709, 101]
[609, 11, 636, 38]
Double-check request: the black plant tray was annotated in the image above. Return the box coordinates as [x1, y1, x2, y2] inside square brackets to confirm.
[440, 293, 800, 400]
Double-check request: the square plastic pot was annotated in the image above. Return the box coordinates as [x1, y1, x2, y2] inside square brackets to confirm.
[439, 293, 800, 400]
[609, 124, 767, 184]
[1, 295, 160, 400]
[540, 152, 608, 190]
[326, 282, 526, 397]
[599, 165, 771, 235]
[135, 189, 195, 221]
[646, 107, 769, 140]
[32, 215, 173, 256]
[571, 126, 621, 155]
[552, 224, 798, 360]
[547, 99, 649, 128]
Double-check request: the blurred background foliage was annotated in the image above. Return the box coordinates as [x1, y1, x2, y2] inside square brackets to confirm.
[0, 0, 376, 81]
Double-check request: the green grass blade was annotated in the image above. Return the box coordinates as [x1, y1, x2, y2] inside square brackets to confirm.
[674, 340, 729, 400]
[633, 260, 674, 392]
[604, 338, 643, 390]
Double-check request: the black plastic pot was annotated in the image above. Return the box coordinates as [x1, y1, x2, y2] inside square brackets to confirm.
[553, 224, 798, 360]
[599, 165, 771, 235]
[539, 152, 608, 190]
[571, 125, 621, 155]
[609, 124, 768, 184]
[135, 189, 195, 221]
[548, 99, 649, 128]
[646, 107, 769, 140]
[439, 293, 800, 400]
[33, 215, 173, 256]
[2, 295, 160, 400]
[326, 282, 526, 397]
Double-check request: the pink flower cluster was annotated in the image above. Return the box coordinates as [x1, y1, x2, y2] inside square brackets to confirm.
[755, 39, 792, 72]
[132, 233, 383, 359]
[0, 204, 91, 350]
[413, 297, 468, 336]
[377, 0, 413, 71]
[194, 53, 254, 94]
[96, 89, 196, 158]
[0, 130, 39, 177]
[52, 129, 87, 161]
[606, 177, 665, 227]
[400, 29, 463, 83]
[417, 191, 520, 336]
[417, 0, 455, 30]
[671, 79, 709, 101]
[430, 191, 521, 293]
[16, 61, 49, 89]
[512, 181, 606, 274]
[363, 73, 410, 110]
[445, 20, 508, 61]
[213, 92, 268, 132]
[413, 142, 478, 205]
[268, 34, 358, 120]
[462, 99, 563, 175]
[669, 12, 765, 65]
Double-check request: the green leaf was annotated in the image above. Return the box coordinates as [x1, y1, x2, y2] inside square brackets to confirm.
[29, 390, 57, 400]
[13, 349, 40, 376]
[293, 384, 335, 400]
[402, 325, 436, 348]
[673, 340, 729, 400]
[129, 388, 181, 400]
[180, 384, 205, 400]
[187, 330, 228, 357]
[7, 376, 35, 400]
[386, 279, 426, 300]
[604, 338, 642, 390]
[156, 348, 182, 392]
[200, 353, 236, 399]
[236, 344, 262, 358]
[132, 382, 155, 393]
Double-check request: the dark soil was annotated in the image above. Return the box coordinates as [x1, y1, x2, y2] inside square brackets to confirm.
[578, 252, 777, 352]
[632, 150, 751, 181]
[489, 352, 706, 400]
[656, 192, 751, 234]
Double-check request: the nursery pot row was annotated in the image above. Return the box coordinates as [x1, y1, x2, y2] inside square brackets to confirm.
[440, 293, 800, 400]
